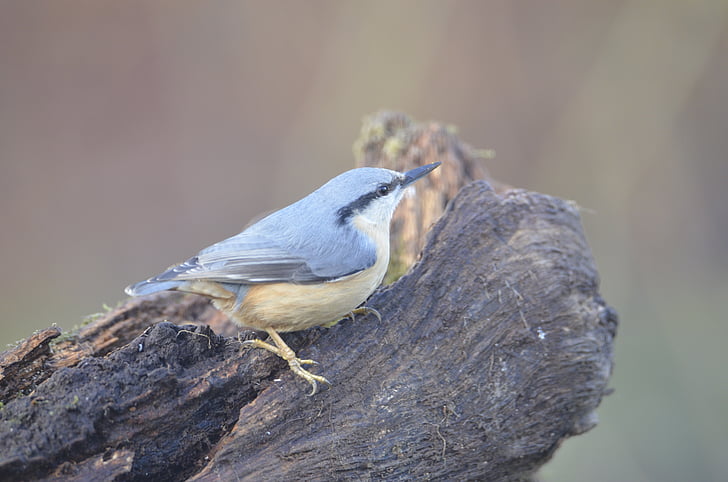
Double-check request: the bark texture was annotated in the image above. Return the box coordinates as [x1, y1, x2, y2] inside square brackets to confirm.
[0, 113, 617, 481]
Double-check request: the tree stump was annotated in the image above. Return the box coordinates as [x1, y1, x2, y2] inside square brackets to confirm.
[0, 113, 617, 481]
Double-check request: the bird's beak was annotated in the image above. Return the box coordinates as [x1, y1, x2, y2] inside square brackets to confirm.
[402, 162, 441, 187]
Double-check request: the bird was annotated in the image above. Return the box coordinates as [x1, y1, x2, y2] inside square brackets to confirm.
[126, 161, 441, 394]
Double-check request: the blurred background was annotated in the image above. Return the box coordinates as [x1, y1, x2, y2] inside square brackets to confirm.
[1, 1, 726, 480]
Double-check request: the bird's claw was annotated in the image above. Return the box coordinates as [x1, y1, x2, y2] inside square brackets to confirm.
[287, 357, 331, 396]
[349, 306, 382, 322]
[297, 358, 319, 366]
[244, 334, 330, 395]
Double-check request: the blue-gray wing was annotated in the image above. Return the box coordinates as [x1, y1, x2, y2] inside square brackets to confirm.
[149, 227, 376, 285]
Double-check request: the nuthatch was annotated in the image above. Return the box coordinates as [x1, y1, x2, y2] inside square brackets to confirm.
[126, 161, 441, 394]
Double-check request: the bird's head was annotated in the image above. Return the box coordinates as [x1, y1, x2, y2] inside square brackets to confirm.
[320, 162, 441, 229]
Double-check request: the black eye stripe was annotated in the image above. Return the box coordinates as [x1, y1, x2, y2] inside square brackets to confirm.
[336, 179, 401, 225]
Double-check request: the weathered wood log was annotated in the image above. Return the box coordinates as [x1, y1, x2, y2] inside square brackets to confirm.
[0, 113, 617, 481]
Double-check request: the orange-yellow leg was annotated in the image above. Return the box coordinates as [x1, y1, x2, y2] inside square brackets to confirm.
[243, 328, 330, 395]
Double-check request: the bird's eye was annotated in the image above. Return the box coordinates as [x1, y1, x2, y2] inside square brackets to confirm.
[376, 184, 390, 196]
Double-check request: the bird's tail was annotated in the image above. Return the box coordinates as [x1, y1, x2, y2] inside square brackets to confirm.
[125, 275, 239, 302]
[125, 278, 183, 296]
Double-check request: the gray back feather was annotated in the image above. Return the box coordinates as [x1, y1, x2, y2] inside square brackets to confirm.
[141, 167, 401, 286]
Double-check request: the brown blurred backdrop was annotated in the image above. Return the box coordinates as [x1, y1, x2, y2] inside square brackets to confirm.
[1, 1, 726, 480]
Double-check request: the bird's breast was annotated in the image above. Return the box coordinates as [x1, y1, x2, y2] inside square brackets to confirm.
[225, 219, 390, 332]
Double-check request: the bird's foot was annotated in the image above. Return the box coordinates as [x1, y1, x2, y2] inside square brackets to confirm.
[243, 333, 330, 396]
[348, 306, 382, 322]
[318, 306, 382, 328]
[286, 357, 331, 396]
